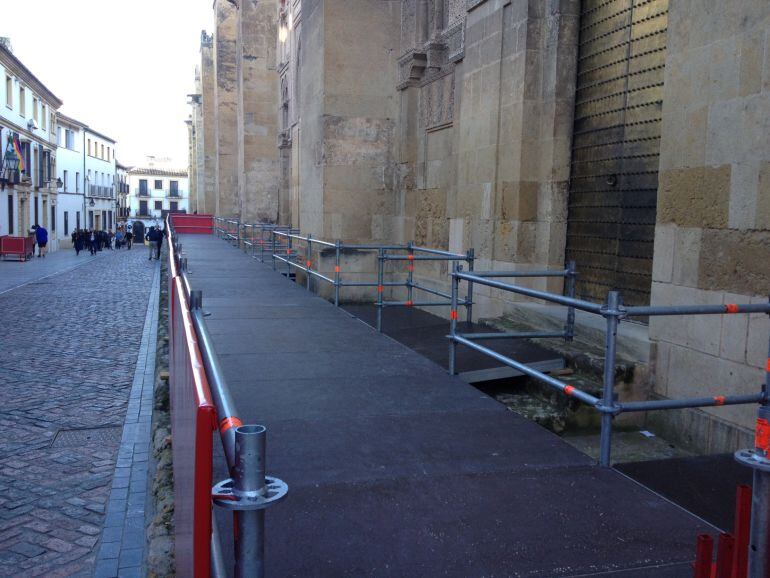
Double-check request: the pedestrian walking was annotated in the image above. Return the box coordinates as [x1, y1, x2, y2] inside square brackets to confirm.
[146, 227, 159, 261]
[115, 230, 124, 249]
[74, 230, 84, 256]
[89, 230, 98, 255]
[126, 230, 133, 250]
[34, 225, 48, 258]
[156, 226, 163, 260]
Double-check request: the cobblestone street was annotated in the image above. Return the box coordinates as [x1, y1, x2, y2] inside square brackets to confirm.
[0, 249, 157, 577]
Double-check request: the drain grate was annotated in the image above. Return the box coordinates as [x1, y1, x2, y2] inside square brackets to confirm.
[51, 426, 122, 448]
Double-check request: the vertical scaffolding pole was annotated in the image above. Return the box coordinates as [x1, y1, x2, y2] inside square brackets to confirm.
[376, 248, 384, 332]
[565, 260, 576, 341]
[599, 290, 620, 467]
[449, 263, 459, 375]
[334, 240, 341, 307]
[466, 248, 475, 324]
[406, 241, 414, 306]
[736, 302, 770, 576]
[271, 231, 277, 270]
[286, 235, 293, 278]
[233, 425, 266, 578]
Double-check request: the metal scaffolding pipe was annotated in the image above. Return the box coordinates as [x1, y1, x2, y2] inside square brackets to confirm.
[452, 335, 601, 406]
[455, 271, 604, 314]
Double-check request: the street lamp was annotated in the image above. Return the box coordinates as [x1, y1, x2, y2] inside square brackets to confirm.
[1, 148, 19, 190]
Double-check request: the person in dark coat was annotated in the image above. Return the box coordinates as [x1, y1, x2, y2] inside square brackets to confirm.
[74, 230, 85, 255]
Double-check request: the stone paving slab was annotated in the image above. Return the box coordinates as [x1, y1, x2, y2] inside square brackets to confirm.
[182, 234, 712, 577]
[0, 248, 98, 295]
[0, 249, 157, 577]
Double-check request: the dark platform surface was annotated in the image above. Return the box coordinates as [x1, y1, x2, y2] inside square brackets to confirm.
[342, 303, 560, 376]
[617, 454, 752, 531]
[182, 235, 712, 577]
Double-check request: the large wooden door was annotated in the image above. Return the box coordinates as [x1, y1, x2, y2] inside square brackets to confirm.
[566, 0, 669, 307]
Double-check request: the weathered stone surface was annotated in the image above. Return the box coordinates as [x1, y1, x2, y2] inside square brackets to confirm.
[657, 166, 731, 228]
[698, 229, 770, 295]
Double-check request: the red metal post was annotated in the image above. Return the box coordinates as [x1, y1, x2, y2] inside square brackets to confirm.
[715, 533, 734, 578]
[734, 484, 752, 578]
[693, 534, 713, 578]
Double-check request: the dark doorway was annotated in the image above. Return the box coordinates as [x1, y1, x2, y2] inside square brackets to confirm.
[565, 0, 669, 307]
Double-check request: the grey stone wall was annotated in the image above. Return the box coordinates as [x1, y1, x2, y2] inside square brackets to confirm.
[213, 0, 239, 218]
[648, 0, 770, 450]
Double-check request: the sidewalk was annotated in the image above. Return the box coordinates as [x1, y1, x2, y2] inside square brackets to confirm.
[0, 249, 158, 577]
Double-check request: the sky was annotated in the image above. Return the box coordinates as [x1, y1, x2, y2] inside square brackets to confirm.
[2, 0, 214, 168]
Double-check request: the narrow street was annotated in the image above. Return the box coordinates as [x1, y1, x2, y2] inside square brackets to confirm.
[0, 249, 158, 577]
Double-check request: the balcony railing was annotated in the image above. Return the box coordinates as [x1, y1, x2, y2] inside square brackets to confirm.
[135, 188, 150, 196]
[88, 185, 115, 198]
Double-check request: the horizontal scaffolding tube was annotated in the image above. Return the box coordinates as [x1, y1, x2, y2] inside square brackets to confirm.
[625, 303, 770, 317]
[408, 282, 454, 300]
[455, 272, 603, 314]
[618, 393, 766, 413]
[382, 300, 459, 307]
[338, 244, 407, 251]
[411, 246, 467, 259]
[471, 270, 569, 278]
[384, 255, 467, 261]
[339, 281, 406, 288]
[458, 331, 567, 340]
[453, 335, 601, 406]
[272, 231, 336, 247]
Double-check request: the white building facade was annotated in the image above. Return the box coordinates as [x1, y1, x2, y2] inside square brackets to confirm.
[55, 114, 86, 246]
[84, 127, 117, 233]
[0, 41, 62, 250]
[127, 167, 189, 234]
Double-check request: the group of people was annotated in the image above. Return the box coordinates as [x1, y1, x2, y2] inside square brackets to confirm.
[67, 225, 164, 259]
[71, 229, 134, 255]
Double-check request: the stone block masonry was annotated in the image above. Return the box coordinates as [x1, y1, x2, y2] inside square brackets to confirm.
[650, 0, 770, 449]
[0, 249, 157, 577]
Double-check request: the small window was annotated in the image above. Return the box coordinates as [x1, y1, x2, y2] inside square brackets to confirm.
[154, 200, 162, 210]
[107, 146, 110, 161]
[19, 86, 25, 116]
[154, 180, 162, 190]
[62, 170, 68, 191]
[87, 139, 91, 156]
[41, 105, 46, 130]
[64, 211, 69, 236]
[139, 200, 148, 215]
[33, 97, 38, 122]
[51, 204, 56, 232]
[75, 171, 80, 192]
[5, 76, 11, 108]
[101, 144, 104, 159]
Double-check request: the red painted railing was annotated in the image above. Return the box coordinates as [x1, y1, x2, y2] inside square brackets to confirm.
[168, 228, 217, 577]
[0, 235, 35, 261]
[169, 213, 214, 235]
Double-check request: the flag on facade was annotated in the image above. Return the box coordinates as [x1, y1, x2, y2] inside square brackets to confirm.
[12, 135, 25, 172]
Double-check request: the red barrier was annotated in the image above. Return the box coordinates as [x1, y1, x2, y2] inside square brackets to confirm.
[733, 484, 752, 578]
[170, 213, 214, 235]
[693, 534, 713, 578]
[169, 233, 217, 577]
[0, 235, 34, 261]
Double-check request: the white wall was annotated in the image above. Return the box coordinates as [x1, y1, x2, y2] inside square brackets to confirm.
[55, 123, 85, 245]
[127, 172, 190, 222]
[84, 129, 117, 231]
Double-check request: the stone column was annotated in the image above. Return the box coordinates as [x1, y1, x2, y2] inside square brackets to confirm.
[213, 0, 239, 218]
[237, 0, 280, 224]
[200, 32, 217, 215]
